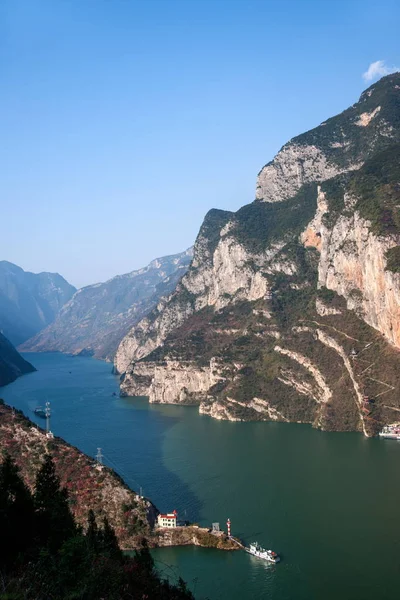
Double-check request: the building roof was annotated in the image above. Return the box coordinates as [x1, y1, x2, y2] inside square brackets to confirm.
[158, 510, 177, 518]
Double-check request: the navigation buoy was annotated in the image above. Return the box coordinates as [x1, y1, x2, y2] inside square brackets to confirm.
[227, 518, 231, 537]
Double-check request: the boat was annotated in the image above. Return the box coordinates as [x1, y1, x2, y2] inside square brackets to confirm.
[34, 407, 47, 418]
[245, 542, 280, 563]
[379, 424, 400, 440]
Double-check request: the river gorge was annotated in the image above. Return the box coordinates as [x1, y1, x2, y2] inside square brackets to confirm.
[2, 352, 400, 600]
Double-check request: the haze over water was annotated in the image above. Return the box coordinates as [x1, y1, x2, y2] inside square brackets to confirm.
[2, 353, 400, 600]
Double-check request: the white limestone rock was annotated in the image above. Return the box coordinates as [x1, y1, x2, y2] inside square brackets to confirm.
[115, 233, 286, 375]
[256, 144, 341, 203]
[302, 193, 400, 349]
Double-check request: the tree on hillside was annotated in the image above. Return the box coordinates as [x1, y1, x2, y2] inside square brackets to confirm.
[0, 453, 35, 573]
[100, 516, 123, 561]
[0, 454, 195, 599]
[86, 508, 99, 546]
[33, 453, 76, 552]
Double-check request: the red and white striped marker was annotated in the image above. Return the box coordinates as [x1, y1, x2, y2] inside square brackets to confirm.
[227, 518, 231, 537]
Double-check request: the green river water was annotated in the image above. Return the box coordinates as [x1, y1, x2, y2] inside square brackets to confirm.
[1, 353, 400, 600]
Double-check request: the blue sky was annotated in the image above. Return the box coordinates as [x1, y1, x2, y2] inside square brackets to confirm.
[1, 0, 399, 287]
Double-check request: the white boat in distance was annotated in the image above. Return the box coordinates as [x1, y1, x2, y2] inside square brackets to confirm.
[245, 542, 280, 563]
[379, 424, 400, 440]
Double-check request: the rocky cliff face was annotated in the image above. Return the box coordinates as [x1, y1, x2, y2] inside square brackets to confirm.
[117, 74, 400, 436]
[21, 249, 192, 361]
[0, 332, 35, 387]
[0, 261, 76, 346]
[306, 186, 400, 348]
[115, 211, 287, 373]
[256, 75, 400, 201]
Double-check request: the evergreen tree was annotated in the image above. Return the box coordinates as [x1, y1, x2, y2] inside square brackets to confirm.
[0, 454, 195, 599]
[33, 454, 76, 552]
[57, 535, 92, 596]
[134, 538, 155, 575]
[100, 516, 123, 560]
[0, 453, 35, 572]
[86, 509, 99, 546]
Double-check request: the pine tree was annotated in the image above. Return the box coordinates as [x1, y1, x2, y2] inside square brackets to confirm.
[85, 508, 102, 555]
[0, 453, 35, 572]
[86, 509, 98, 542]
[34, 453, 76, 552]
[100, 516, 123, 560]
[0, 450, 195, 598]
[134, 538, 155, 574]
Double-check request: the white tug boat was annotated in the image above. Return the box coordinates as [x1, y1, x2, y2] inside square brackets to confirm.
[245, 542, 280, 563]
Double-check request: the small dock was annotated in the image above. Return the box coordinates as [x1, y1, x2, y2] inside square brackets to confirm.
[228, 536, 245, 549]
[154, 513, 244, 551]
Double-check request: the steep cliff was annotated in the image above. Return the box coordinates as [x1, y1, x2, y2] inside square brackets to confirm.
[0, 332, 35, 387]
[0, 261, 76, 346]
[21, 249, 192, 361]
[116, 74, 400, 436]
[256, 73, 400, 202]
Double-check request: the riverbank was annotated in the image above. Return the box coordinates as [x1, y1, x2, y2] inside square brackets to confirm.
[0, 400, 156, 548]
[153, 526, 240, 551]
[0, 399, 239, 553]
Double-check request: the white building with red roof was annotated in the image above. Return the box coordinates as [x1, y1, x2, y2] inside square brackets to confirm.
[157, 509, 178, 528]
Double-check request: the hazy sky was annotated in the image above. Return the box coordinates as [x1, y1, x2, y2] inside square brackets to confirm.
[1, 0, 399, 288]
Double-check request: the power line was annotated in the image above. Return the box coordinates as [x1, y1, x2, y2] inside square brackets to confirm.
[100, 450, 143, 494]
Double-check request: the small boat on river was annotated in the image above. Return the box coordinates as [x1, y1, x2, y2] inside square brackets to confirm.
[245, 542, 280, 563]
[34, 407, 47, 418]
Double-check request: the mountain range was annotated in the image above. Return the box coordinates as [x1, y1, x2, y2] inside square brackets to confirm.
[21, 250, 193, 361]
[0, 261, 76, 346]
[115, 73, 400, 436]
[0, 261, 75, 387]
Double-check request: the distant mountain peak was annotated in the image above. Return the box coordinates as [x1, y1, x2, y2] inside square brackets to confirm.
[0, 261, 76, 346]
[21, 248, 193, 361]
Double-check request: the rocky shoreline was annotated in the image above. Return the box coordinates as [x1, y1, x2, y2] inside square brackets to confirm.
[0, 400, 239, 552]
[152, 526, 240, 551]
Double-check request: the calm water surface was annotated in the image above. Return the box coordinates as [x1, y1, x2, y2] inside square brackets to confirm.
[2, 353, 400, 600]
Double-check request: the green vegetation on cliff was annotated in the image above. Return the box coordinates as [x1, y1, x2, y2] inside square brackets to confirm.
[350, 144, 400, 236]
[291, 73, 400, 168]
[385, 246, 400, 273]
[0, 453, 194, 600]
[198, 208, 233, 256]
[234, 183, 318, 253]
[323, 144, 400, 237]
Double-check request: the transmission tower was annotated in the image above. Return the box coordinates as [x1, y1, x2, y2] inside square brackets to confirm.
[45, 402, 53, 438]
[96, 447, 103, 465]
